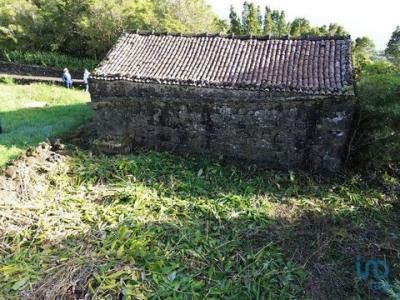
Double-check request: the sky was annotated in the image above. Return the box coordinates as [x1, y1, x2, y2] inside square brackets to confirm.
[206, 0, 400, 50]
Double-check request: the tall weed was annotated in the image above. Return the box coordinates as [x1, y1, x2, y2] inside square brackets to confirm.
[350, 66, 400, 174]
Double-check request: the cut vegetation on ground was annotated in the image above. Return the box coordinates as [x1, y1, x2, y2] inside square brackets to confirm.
[0, 139, 399, 299]
[0, 82, 399, 299]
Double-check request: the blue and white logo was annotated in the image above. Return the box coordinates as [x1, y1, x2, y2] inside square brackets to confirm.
[355, 256, 389, 291]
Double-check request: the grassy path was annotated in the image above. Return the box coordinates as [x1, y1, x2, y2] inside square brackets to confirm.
[0, 73, 84, 87]
[0, 82, 91, 165]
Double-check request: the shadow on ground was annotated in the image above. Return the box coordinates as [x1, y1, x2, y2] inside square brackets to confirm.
[1, 130, 399, 299]
[0, 103, 91, 164]
[50, 148, 400, 299]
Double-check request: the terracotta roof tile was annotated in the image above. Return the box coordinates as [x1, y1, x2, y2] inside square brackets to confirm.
[93, 31, 355, 95]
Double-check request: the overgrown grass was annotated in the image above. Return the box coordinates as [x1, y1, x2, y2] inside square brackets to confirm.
[0, 83, 91, 165]
[351, 65, 400, 173]
[0, 148, 399, 299]
[1, 50, 98, 71]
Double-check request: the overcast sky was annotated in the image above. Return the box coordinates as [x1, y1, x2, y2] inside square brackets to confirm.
[206, 0, 399, 50]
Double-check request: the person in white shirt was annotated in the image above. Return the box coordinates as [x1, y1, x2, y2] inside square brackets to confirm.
[83, 69, 90, 92]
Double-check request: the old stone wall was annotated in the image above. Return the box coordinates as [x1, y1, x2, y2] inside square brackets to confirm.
[91, 80, 355, 172]
[0, 61, 81, 79]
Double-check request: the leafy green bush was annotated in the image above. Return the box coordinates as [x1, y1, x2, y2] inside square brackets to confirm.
[350, 66, 400, 173]
[0, 50, 98, 71]
[361, 60, 400, 75]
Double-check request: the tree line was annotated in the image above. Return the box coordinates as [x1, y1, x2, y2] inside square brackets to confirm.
[228, 2, 399, 72]
[0, 0, 223, 59]
[0, 0, 399, 67]
[228, 2, 348, 37]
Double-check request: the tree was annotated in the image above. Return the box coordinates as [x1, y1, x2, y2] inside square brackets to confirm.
[290, 18, 311, 37]
[0, 0, 221, 58]
[229, 5, 241, 34]
[263, 6, 274, 35]
[328, 23, 348, 36]
[0, 26, 17, 50]
[163, 0, 219, 33]
[246, 2, 261, 34]
[0, 0, 40, 51]
[316, 25, 328, 36]
[256, 5, 262, 29]
[40, 0, 93, 55]
[354, 37, 376, 59]
[241, 1, 249, 33]
[353, 37, 376, 75]
[240, 2, 261, 34]
[276, 11, 288, 36]
[270, 10, 280, 36]
[214, 17, 229, 34]
[230, 2, 350, 38]
[385, 26, 400, 66]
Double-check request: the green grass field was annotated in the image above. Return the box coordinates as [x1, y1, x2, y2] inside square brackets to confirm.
[0, 82, 91, 165]
[0, 83, 399, 299]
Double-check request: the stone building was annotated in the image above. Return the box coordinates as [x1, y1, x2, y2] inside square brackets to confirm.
[90, 31, 355, 172]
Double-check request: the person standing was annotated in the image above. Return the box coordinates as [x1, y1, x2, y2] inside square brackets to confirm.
[62, 68, 73, 88]
[83, 69, 90, 92]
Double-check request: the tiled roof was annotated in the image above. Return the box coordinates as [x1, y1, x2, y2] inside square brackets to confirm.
[92, 31, 355, 96]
